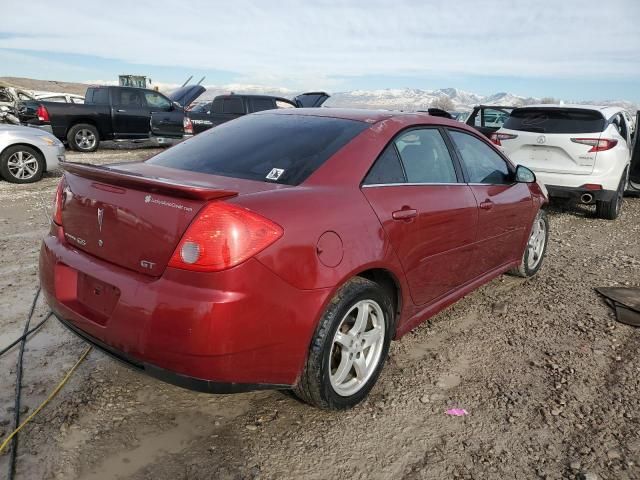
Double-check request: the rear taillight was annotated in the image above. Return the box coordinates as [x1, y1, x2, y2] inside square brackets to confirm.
[570, 138, 618, 152]
[490, 132, 518, 146]
[36, 104, 50, 122]
[183, 116, 193, 135]
[169, 202, 283, 272]
[52, 179, 65, 225]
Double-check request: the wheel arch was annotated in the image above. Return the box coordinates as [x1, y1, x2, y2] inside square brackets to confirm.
[66, 119, 102, 139]
[0, 142, 47, 171]
[355, 267, 403, 326]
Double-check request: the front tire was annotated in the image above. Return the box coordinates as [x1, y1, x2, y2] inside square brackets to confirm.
[509, 209, 549, 278]
[596, 171, 626, 220]
[67, 123, 99, 152]
[0, 145, 44, 183]
[293, 277, 393, 409]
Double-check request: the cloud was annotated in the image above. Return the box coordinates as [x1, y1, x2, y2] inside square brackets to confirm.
[1, 0, 639, 88]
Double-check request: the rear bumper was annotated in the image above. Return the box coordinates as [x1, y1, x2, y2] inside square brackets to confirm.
[546, 184, 617, 204]
[532, 164, 627, 192]
[56, 314, 287, 393]
[40, 225, 331, 390]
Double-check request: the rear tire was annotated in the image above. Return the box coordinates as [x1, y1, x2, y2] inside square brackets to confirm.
[0, 145, 44, 183]
[293, 277, 393, 410]
[509, 209, 549, 278]
[596, 171, 626, 220]
[67, 123, 99, 152]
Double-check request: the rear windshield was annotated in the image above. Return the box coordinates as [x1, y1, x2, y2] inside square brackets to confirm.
[148, 113, 368, 185]
[503, 108, 605, 134]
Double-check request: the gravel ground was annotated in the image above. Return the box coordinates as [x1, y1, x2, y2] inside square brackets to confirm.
[0, 145, 639, 480]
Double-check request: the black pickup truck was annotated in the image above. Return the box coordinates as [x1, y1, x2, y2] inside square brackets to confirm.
[29, 86, 192, 152]
[150, 86, 329, 138]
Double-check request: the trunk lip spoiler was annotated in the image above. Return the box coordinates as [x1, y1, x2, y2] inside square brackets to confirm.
[61, 162, 238, 201]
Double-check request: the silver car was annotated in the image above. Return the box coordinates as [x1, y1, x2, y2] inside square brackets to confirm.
[0, 124, 65, 183]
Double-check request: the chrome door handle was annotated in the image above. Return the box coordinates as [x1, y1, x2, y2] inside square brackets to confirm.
[392, 208, 417, 220]
[479, 200, 494, 210]
[116, 109, 127, 113]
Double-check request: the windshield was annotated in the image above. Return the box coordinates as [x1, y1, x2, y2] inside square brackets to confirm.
[503, 108, 605, 134]
[148, 113, 369, 186]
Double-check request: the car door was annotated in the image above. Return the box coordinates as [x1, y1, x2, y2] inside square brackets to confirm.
[447, 129, 532, 278]
[467, 107, 513, 138]
[631, 111, 640, 191]
[143, 90, 179, 137]
[111, 88, 151, 138]
[361, 128, 478, 306]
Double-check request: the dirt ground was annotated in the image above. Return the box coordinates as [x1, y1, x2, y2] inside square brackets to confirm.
[1, 144, 639, 480]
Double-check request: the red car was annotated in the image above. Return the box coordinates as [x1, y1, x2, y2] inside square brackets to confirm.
[40, 109, 549, 409]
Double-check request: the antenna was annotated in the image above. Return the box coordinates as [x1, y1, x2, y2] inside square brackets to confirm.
[181, 76, 193, 88]
[196, 76, 206, 86]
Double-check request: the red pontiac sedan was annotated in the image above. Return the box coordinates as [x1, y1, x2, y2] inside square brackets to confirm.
[40, 109, 548, 409]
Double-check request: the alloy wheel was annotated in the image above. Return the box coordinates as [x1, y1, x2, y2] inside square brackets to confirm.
[7, 151, 39, 180]
[527, 213, 547, 270]
[74, 129, 97, 150]
[329, 299, 386, 397]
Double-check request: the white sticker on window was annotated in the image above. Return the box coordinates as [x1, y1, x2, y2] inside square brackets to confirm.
[266, 168, 285, 180]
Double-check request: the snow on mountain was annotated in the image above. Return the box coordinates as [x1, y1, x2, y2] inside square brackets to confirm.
[324, 87, 539, 111]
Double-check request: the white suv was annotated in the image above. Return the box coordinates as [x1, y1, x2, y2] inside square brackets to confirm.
[492, 105, 632, 219]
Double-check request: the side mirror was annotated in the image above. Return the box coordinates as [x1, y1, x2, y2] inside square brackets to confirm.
[515, 165, 536, 183]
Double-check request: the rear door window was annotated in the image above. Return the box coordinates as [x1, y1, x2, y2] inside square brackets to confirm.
[148, 113, 369, 186]
[504, 108, 605, 133]
[222, 97, 244, 114]
[449, 130, 512, 184]
[87, 88, 109, 105]
[363, 145, 406, 185]
[114, 88, 145, 107]
[249, 98, 276, 113]
[394, 129, 458, 184]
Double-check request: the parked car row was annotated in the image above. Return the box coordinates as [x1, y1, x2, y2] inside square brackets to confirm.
[20, 85, 329, 152]
[1, 81, 638, 224]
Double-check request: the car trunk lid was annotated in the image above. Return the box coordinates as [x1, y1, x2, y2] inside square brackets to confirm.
[58, 162, 283, 277]
[498, 107, 606, 175]
[168, 85, 206, 108]
[499, 129, 603, 175]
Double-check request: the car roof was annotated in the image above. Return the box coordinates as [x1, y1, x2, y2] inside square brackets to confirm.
[258, 107, 469, 128]
[515, 104, 623, 119]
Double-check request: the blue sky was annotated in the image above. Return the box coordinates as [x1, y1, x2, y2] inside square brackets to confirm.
[1, 0, 639, 101]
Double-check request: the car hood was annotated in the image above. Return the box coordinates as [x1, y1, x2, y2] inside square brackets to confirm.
[168, 85, 206, 108]
[0, 124, 60, 141]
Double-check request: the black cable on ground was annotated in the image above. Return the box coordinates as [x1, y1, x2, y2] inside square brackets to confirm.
[0, 312, 52, 358]
[6, 287, 41, 480]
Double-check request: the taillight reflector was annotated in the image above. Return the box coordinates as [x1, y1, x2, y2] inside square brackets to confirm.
[570, 138, 618, 152]
[169, 202, 283, 272]
[36, 104, 50, 122]
[183, 116, 194, 135]
[52, 178, 65, 225]
[490, 132, 518, 146]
